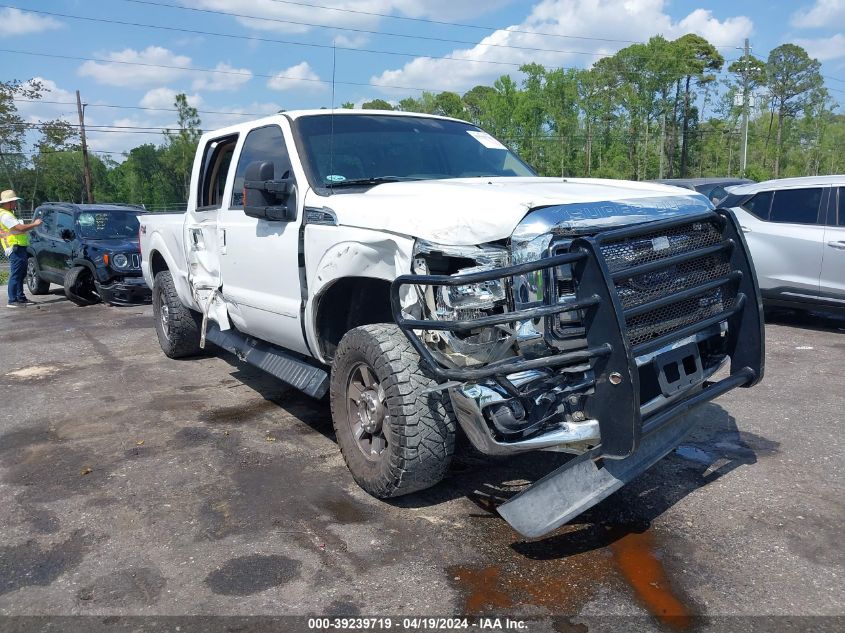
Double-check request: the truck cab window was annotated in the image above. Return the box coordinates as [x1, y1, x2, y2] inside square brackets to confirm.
[231, 125, 292, 207]
[198, 135, 238, 209]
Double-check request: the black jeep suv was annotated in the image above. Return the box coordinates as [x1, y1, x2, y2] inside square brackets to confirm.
[26, 202, 151, 306]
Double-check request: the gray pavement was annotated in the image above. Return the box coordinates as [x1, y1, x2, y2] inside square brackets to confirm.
[0, 287, 843, 631]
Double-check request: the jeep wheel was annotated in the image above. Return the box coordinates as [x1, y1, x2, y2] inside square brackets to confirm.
[330, 324, 456, 498]
[64, 266, 101, 306]
[26, 259, 50, 295]
[153, 270, 202, 358]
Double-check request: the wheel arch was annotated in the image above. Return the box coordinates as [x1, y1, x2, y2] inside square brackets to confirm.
[313, 276, 394, 362]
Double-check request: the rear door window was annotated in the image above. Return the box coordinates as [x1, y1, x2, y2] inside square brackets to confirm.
[741, 191, 773, 220]
[56, 212, 75, 238]
[197, 134, 239, 210]
[838, 187, 844, 226]
[769, 188, 823, 225]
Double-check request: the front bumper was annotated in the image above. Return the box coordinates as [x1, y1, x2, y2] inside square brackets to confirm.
[97, 276, 152, 305]
[391, 208, 764, 536]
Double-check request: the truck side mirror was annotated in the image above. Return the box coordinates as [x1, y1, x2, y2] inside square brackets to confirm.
[243, 161, 296, 222]
[60, 228, 75, 241]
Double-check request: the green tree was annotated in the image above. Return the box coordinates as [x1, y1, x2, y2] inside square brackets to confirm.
[0, 79, 44, 188]
[765, 44, 823, 177]
[361, 99, 394, 110]
[163, 93, 202, 202]
[674, 34, 724, 176]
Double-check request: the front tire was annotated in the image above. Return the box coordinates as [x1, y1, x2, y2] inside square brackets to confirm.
[26, 259, 50, 295]
[330, 324, 456, 498]
[64, 266, 100, 306]
[152, 270, 202, 358]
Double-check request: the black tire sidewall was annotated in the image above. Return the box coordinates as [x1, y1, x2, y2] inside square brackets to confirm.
[26, 259, 49, 294]
[64, 266, 99, 306]
[152, 270, 202, 358]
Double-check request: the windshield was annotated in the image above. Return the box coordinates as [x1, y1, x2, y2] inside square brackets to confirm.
[293, 114, 535, 190]
[77, 210, 140, 239]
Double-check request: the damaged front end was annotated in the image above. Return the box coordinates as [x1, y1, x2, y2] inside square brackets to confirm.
[390, 199, 765, 538]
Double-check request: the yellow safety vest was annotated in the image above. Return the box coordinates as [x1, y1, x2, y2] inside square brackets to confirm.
[0, 210, 28, 251]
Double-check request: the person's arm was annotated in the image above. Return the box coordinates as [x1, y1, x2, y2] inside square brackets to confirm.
[7, 218, 42, 233]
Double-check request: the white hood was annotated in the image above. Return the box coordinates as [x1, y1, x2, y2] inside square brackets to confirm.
[304, 177, 710, 245]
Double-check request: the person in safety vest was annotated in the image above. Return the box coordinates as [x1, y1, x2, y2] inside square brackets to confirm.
[0, 190, 42, 308]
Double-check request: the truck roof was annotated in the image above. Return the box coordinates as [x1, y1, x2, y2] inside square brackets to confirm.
[197, 109, 469, 141]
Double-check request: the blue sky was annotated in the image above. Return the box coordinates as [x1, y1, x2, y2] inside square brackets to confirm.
[5, 0, 845, 157]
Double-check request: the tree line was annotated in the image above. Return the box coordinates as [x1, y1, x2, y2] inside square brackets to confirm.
[1, 35, 842, 211]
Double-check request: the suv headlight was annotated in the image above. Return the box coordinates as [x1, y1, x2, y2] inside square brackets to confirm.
[112, 253, 129, 269]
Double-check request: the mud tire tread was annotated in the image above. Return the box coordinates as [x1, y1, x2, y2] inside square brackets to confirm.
[153, 270, 202, 359]
[330, 323, 456, 498]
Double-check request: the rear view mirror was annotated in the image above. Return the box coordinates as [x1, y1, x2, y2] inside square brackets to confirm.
[243, 161, 296, 222]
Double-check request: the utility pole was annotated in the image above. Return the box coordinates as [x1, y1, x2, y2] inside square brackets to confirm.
[76, 90, 94, 203]
[740, 38, 750, 178]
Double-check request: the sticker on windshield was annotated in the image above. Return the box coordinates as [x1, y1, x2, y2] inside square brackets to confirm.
[326, 174, 346, 182]
[467, 130, 506, 150]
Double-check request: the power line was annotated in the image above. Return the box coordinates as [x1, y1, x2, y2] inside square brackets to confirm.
[3, 5, 607, 69]
[13, 98, 272, 118]
[118, 0, 690, 59]
[4, 4, 754, 72]
[261, 0, 645, 45]
[0, 47, 441, 93]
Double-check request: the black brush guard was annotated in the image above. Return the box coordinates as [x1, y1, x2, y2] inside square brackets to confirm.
[390, 209, 765, 464]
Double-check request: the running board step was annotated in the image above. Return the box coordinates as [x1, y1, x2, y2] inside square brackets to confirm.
[204, 323, 329, 398]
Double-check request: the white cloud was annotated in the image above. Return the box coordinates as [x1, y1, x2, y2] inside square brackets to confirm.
[0, 8, 62, 35]
[674, 10, 753, 48]
[140, 87, 204, 109]
[191, 63, 253, 91]
[791, 0, 845, 29]
[370, 0, 754, 94]
[794, 33, 845, 61]
[79, 47, 192, 88]
[267, 62, 327, 92]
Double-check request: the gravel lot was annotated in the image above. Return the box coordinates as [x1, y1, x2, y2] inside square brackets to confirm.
[0, 287, 843, 632]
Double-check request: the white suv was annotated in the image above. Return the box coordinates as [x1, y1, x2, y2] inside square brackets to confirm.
[721, 175, 845, 314]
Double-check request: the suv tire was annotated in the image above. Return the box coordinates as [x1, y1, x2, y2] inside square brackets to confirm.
[330, 324, 456, 498]
[153, 270, 202, 358]
[64, 266, 101, 306]
[26, 259, 50, 295]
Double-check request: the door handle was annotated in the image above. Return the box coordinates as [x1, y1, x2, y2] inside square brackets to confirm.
[827, 240, 845, 250]
[219, 229, 227, 255]
[740, 225, 751, 233]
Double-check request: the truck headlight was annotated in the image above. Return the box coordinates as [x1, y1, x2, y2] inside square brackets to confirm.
[112, 253, 129, 269]
[412, 240, 509, 322]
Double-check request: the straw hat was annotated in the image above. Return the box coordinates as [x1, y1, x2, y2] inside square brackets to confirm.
[0, 190, 22, 204]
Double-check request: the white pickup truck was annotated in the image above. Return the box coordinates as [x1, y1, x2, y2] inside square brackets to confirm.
[140, 110, 764, 538]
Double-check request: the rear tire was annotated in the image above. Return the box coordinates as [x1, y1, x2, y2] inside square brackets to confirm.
[64, 266, 100, 306]
[26, 259, 50, 295]
[330, 324, 456, 498]
[153, 270, 202, 358]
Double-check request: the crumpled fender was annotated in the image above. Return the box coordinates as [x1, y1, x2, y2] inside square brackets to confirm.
[304, 225, 415, 363]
